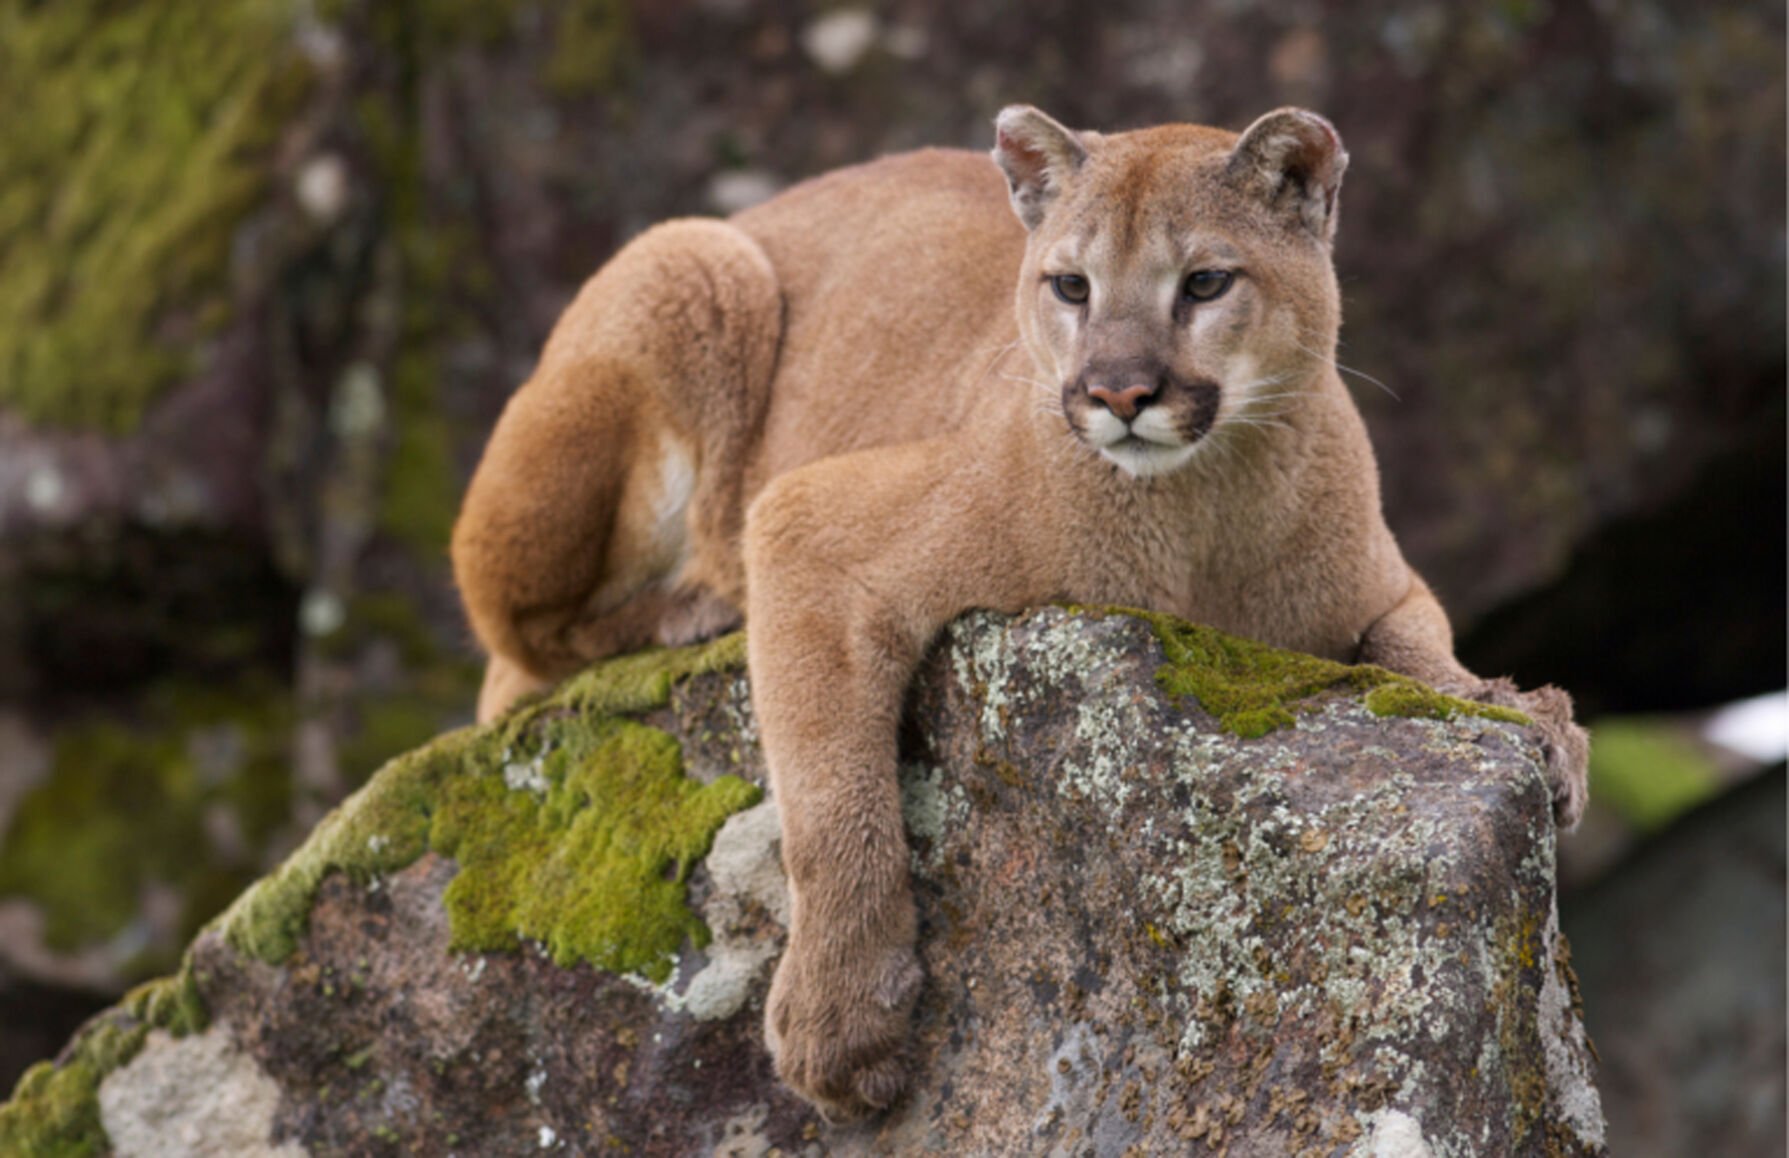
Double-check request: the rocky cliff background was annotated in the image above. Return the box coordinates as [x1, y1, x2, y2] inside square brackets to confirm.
[1, 0, 1783, 1151]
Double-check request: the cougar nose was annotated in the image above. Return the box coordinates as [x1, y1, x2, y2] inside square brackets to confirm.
[1086, 376, 1160, 420]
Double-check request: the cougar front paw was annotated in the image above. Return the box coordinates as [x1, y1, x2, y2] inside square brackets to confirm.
[1520, 684, 1590, 830]
[764, 939, 924, 1122]
[1469, 677, 1590, 830]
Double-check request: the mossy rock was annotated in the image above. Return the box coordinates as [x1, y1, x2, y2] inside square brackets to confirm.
[0, 969, 206, 1157]
[1125, 606, 1529, 737]
[0, 633, 757, 1155]
[217, 632, 757, 976]
[0, 610, 1602, 1155]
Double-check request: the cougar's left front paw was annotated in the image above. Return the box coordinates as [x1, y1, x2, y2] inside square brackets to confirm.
[764, 934, 924, 1122]
[1523, 684, 1590, 830]
[1470, 678, 1590, 830]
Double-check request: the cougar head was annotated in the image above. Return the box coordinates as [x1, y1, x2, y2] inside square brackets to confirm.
[992, 105, 1347, 478]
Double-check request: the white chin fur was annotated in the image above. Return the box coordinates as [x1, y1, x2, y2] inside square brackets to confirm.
[1098, 438, 1199, 478]
[1080, 409, 1199, 478]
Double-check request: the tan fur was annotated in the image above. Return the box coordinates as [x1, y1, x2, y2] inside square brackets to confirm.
[451, 108, 1589, 1119]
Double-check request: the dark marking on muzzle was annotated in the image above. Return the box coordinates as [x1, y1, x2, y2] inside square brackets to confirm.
[1178, 378, 1222, 442]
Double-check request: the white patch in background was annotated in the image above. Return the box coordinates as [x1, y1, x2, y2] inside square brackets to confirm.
[24, 465, 65, 513]
[299, 589, 345, 637]
[707, 170, 781, 215]
[800, 9, 879, 75]
[295, 153, 350, 224]
[1704, 690, 1789, 763]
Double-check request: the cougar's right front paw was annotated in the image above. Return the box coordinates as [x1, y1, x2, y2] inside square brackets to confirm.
[764, 935, 924, 1122]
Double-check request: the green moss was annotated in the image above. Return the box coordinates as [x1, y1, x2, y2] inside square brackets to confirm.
[391, 0, 635, 95]
[0, 682, 293, 964]
[1489, 906, 1549, 1146]
[0, 1020, 137, 1157]
[365, 79, 485, 559]
[1363, 682, 1530, 727]
[433, 719, 759, 980]
[552, 632, 748, 720]
[349, 0, 633, 557]
[121, 968, 210, 1040]
[377, 341, 461, 557]
[1112, 607, 1530, 737]
[219, 632, 756, 984]
[413, 0, 516, 45]
[543, 0, 634, 97]
[1587, 719, 1719, 832]
[0, 0, 310, 431]
[0, 958, 208, 1156]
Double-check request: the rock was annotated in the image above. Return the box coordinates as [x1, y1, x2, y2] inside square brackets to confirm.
[0, 609, 1607, 1155]
[99, 1029, 302, 1158]
[1563, 765, 1786, 1156]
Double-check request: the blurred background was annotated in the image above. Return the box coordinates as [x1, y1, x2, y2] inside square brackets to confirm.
[0, 0, 1782, 1151]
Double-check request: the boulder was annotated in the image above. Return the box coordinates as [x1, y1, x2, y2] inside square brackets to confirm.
[1563, 766, 1786, 1155]
[0, 609, 1606, 1155]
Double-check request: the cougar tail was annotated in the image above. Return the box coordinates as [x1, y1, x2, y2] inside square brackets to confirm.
[451, 219, 782, 700]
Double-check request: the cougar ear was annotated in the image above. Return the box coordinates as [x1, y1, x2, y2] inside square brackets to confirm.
[1227, 108, 1348, 242]
[992, 105, 1089, 231]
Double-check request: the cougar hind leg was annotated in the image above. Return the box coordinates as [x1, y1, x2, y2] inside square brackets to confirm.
[452, 219, 782, 721]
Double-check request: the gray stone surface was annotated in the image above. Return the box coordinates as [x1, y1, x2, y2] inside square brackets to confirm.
[99, 1028, 303, 1158]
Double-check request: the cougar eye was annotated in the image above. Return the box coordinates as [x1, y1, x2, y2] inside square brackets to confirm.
[1182, 270, 1233, 303]
[1050, 274, 1090, 305]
